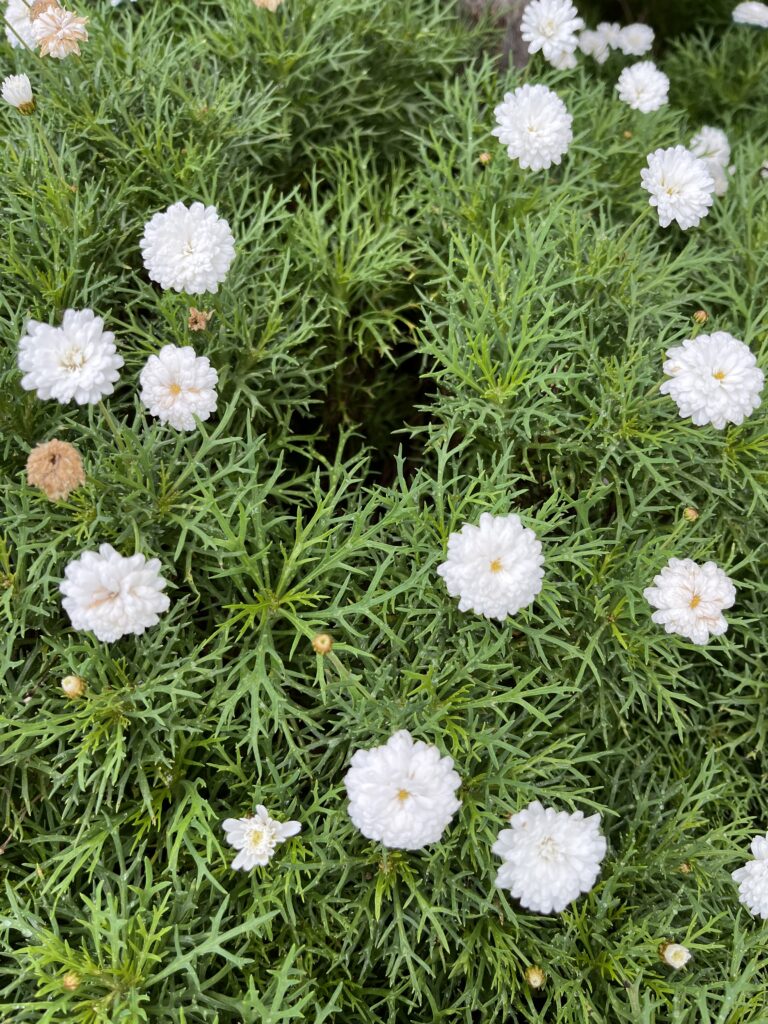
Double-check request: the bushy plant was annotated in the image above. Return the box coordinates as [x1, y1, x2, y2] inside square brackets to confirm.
[1, 2, 767, 1022]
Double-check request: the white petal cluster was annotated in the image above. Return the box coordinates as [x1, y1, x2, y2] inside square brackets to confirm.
[640, 146, 715, 230]
[618, 22, 654, 54]
[520, 0, 584, 67]
[139, 344, 218, 431]
[660, 332, 764, 429]
[615, 61, 669, 112]
[732, 2, 768, 27]
[437, 512, 544, 620]
[662, 943, 692, 970]
[344, 730, 462, 850]
[222, 806, 301, 870]
[140, 201, 235, 294]
[2, 73, 33, 111]
[492, 84, 572, 172]
[60, 544, 170, 642]
[643, 557, 736, 645]
[596, 21, 622, 48]
[492, 800, 607, 914]
[4, 0, 36, 48]
[18, 309, 123, 406]
[732, 834, 768, 917]
[690, 126, 732, 197]
[578, 28, 610, 63]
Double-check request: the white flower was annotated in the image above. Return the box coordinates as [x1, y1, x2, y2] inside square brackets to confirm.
[222, 806, 301, 870]
[615, 61, 669, 112]
[31, 4, 88, 59]
[761, 160, 768, 180]
[344, 730, 462, 850]
[139, 344, 218, 431]
[732, 2, 768, 27]
[643, 558, 736, 646]
[661, 943, 692, 970]
[660, 332, 764, 429]
[596, 21, 622, 48]
[491, 84, 573, 172]
[437, 512, 544, 620]
[492, 800, 607, 914]
[578, 29, 610, 63]
[618, 22, 654, 54]
[60, 544, 170, 643]
[140, 201, 235, 294]
[732, 834, 768, 917]
[520, 0, 584, 66]
[641, 146, 715, 230]
[4, 0, 36, 48]
[689, 126, 731, 167]
[18, 309, 123, 406]
[549, 47, 578, 69]
[2, 73, 34, 112]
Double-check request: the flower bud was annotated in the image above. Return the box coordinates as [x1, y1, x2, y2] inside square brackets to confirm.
[478, 151, 492, 165]
[524, 965, 546, 990]
[683, 507, 699, 522]
[61, 675, 85, 699]
[311, 633, 333, 655]
[693, 310, 708, 324]
[659, 942, 692, 970]
[62, 971, 81, 991]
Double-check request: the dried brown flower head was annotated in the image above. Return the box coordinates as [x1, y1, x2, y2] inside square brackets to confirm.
[311, 633, 333, 655]
[32, 4, 89, 59]
[683, 507, 699, 522]
[26, 439, 85, 501]
[693, 309, 708, 324]
[188, 307, 213, 332]
[678, 861, 692, 874]
[61, 675, 86, 699]
[30, 0, 59, 18]
[524, 965, 546, 990]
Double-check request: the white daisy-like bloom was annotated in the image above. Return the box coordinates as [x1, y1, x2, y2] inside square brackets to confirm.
[437, 512, 544, 620]
[732, 834, 768, 917]
[60, 544, 170, 643]
[615, 61, 669, 113]
[492, 800, 607, 914]
[596, 21, 622, 48]
[31, 4, 88, 59]
[520, 0, 584, 67]
[732, 2, 768, 27]
[4, 0, 36, 48]
[660, 332, 764, 429]
[618, 22, 654, 55]
[2, 73, 34, 113]
[222, 806, 301, 870]
[690, 127, 732, 197]
[661, 943, 692, 970]
[344, 730, 462, 850]
[140, 201, 235, 294]
[578, 28, 610, 63]
[643, 558, 736, 645]
[641, 146, 715, 230]
[761, 160, 768, 180]
[491, 85, 573, 172]
[549, 47, 578, 69]
[18, 309, 123, 406]
[139, 344, 218, 431]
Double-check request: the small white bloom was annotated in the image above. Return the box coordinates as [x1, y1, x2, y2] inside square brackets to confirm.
[2, 73, 34, 112]
[660, 332, 764, 429]
[222, 806, 301, 870]
[733, 834, 768, 917]
[732, 2, 768, 27]
[548, 47, 578, 69]
[492, 800, 607, 914]
[643, 558, 736, 646]
[344, 730, 462, 850]
[18, 309, 123, 406]
[31, 4, 88, 59]
[520, 0, 584, 67]
[4, 0, 37, 48]
[689, 126, 731, 167]
[661, 943, 692, 970]
[578, 29, 610, 63]
[618, 22, 654, 55]
[437, 512, 544, 620]
[491, 84, 573, 172]
[641, 146, 715, 230]
[60, 544, 170, 643]
[596, 21, 622, 48]
[761, 160, 768, 180]
[139, 344, 218, 431]
[615, 61, 669, 112]
[140, 201, 235, 294]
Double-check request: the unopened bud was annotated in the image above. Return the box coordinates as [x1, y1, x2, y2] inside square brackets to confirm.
[61, 675, 85, 699]
[678, 861, 692, 874]
[623, 130, 633, 139]
[311, 633, 333, 655]
[478, 151, 492, 165]
[683, 507, 699, 522]
[659, 942, 692, 970]
[693, 310, 708, 324]
[524, 965, 546, 990]
[62, 971, 81, 991]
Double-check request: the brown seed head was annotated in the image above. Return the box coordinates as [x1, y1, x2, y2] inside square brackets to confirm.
[62, 971, 80, 992]
[311, 633, 333, 655]
[524, 965, 546, 990]
[61, 675, 86, 699]
[188, 307, 213, 332]
[26, 439, 85, 501]
[683, 507, 699, 522]
[693, 310, 708, 324]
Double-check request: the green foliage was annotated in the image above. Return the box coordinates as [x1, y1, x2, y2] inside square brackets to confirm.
[1, 2, 767, 1023]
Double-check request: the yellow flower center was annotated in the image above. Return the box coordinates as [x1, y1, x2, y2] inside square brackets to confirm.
[396, 789, 410, 802]
[712, 370, 726, 381]
[489, 559, 503, 573]
[689, 594, 701, 609]
[169, 383, 182, 396]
